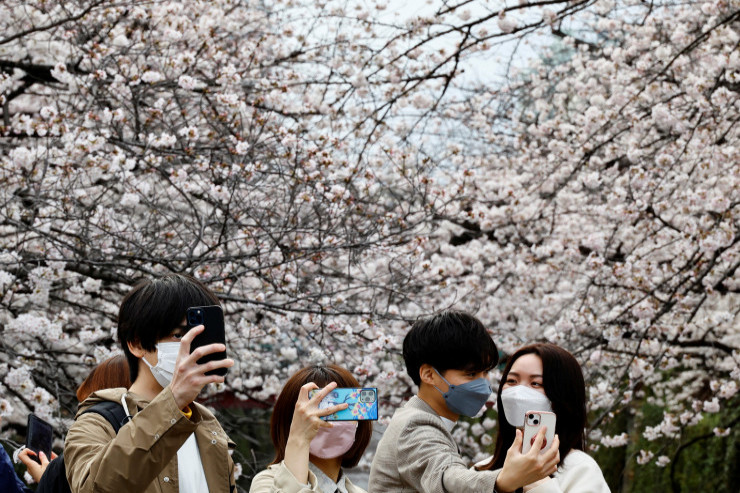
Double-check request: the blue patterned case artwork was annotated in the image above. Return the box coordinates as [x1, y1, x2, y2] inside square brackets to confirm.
[309, 387, 379, 421]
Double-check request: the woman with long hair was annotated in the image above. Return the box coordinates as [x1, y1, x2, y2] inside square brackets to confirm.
[250, 365, 372, 493]
[477, 343, 609, 492]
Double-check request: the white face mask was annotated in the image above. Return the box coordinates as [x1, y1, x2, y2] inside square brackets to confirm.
[500, 384, 553, 428]
[142, 342, 180, 388]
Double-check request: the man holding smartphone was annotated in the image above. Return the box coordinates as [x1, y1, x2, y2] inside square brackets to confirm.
[64, 274, 236, 493]
[369, 310, 559, 493]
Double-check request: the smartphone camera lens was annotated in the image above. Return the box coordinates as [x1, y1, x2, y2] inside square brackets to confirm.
[188, 310, 204, 325]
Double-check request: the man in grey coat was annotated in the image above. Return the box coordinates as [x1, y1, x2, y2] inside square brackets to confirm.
[369, 311, 559, 493]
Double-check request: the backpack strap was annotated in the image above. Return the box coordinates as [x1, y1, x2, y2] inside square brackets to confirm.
[80, 401, 129, 433]
[35, 402, 129, 493]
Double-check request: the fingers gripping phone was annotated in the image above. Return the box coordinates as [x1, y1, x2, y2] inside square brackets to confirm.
[522, 411, 556, 454]
[186, 305, 228, 376]
[26, 414, 53, 464]
[308, 387, 379, 421]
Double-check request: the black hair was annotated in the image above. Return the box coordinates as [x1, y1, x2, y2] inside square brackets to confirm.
[117, 274, 220, 381]
[478, 343, 587, 472]
[402, 310, 499, 386]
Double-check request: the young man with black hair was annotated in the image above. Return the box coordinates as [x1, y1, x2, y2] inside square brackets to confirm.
[369, 310, 560, 493]
[64, 274, 236, 493]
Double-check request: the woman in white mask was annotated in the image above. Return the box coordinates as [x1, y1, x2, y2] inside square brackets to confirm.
[250, 365, 371, 493]
[476, 344, 610, 493]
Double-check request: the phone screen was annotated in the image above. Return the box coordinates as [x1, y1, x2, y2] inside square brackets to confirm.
[308, 387, 379, 421]
[186, 305, 228, 376]
[26, 414, 53, 462]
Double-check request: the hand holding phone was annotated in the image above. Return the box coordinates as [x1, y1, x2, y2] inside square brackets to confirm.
[521, 411, 556, 454]
[170, 323, 234, 409]
[283, 382, 348, 484]
[186, 305, 228, 376]
[17, 447, 57, 483]
[26, 414, 53, 465]
[308, 387, 379, 421]
[495, 426, 560, 492]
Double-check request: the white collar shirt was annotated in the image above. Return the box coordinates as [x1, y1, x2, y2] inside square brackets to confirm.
[308, 462, 349, 493]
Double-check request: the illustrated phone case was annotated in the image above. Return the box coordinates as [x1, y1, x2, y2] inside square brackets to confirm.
[186, 305, 228, 376]
[309, 387, 379, 420]
[26, 414, 53, 462]
[522, 410, 556, 454]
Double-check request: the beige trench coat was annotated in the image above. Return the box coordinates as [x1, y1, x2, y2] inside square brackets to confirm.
[250, 462, 367, 493]
[64, 387, 235, 493]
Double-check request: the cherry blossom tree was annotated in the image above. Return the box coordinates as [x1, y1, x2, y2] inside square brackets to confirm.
[0, 0, 439, 466]
[0, 0, 738, 490]
[412, 0, 740, 482]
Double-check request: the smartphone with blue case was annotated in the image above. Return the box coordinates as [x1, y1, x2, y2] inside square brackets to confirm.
[308, 387, 378, 421]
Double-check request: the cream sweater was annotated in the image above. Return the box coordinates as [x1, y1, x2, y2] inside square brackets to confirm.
[476, 450, 610, 493]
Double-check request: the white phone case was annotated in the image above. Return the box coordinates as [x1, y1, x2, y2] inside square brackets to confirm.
[521, 410, 556, 454]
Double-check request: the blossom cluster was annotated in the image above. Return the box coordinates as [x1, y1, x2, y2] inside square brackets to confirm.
[0, 0, 738, 475]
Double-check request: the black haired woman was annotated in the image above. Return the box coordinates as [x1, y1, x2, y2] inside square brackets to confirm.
[476, 343, 610, 492]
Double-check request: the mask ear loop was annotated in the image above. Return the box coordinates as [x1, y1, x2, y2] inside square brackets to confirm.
[432, 368, 455, 395]
[141, 353, 156, 371]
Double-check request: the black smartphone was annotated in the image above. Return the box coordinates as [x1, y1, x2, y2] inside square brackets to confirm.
[26, 414, 53, 463]
[186, 305, 228, 376]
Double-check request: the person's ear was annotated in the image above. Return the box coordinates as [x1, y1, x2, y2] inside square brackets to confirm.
[127, 339, 146, 358]
[419, 364, 437, 386]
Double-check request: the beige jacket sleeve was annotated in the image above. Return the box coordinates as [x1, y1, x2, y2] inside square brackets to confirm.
[249, 462, 320, 493]
[64, 387, 199, 493]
